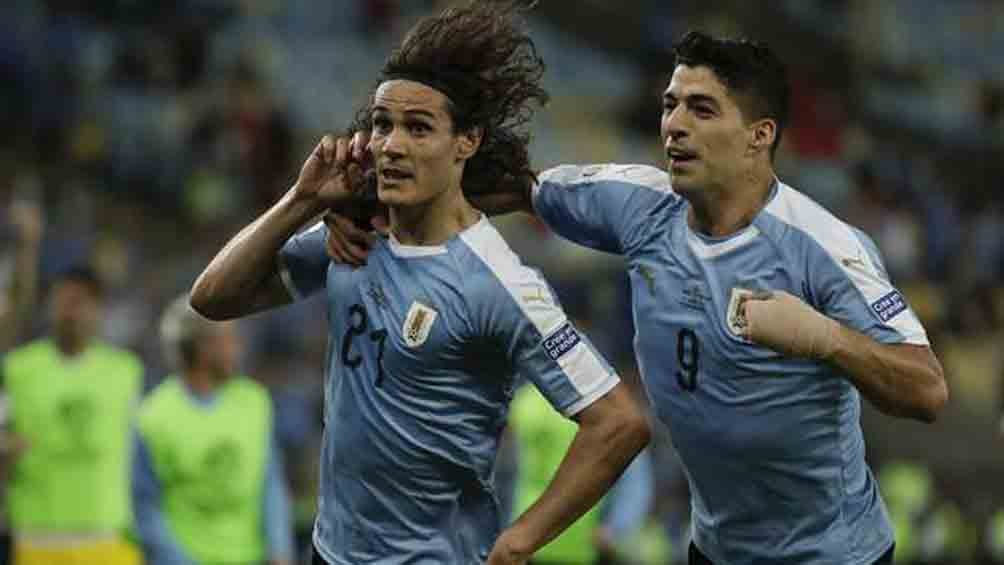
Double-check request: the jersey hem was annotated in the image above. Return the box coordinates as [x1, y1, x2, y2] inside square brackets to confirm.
[312, 528, 340, 565]
[854, 538, 895, 565]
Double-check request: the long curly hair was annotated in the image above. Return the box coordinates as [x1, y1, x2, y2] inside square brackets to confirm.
[352, 0, 549, 197]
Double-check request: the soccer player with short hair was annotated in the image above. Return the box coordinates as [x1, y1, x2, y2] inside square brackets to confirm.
[1, 266, 144, 565]
[327, 31, 949, 564]
[190, 3, 650, 564]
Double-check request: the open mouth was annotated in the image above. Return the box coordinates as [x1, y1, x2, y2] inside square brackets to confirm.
[380, 167, 413, 182]
[667, 148, 698, 164]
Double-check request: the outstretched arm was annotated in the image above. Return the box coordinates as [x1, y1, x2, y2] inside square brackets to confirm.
[191, 135, 357, 320]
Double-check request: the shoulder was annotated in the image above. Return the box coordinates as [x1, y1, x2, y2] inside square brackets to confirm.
[227, 376, 271, 404]
[94, 343, 144, 382]
[539, 163, 673, 193]
[454, 219, 564, 333]
[760, 182, 875, 270]
[138, 377, 181, 422]
[3, 341, 55, 388]
[3, 339, 52, 367]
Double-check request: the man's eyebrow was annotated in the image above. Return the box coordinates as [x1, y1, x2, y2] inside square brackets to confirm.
[403, 109, 437, 120]
[370, 106, 437, 120]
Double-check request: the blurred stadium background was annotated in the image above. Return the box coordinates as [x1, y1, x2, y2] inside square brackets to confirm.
[1, 0, 1003, 563]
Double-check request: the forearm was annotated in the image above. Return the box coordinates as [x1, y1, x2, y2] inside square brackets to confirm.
[503, 409, 649, 555]
[191, 189, 321, 320]
[600, 449, 653, 539]
[825, 325, 947, 422]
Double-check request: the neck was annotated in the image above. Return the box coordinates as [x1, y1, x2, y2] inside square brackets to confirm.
[687, 163, 775, 237]
[55, 333, 89, 357]
[389, 184, 480, 246]
[182, 367, 221, 397]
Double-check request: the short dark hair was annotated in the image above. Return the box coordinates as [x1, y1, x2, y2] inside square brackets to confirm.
[353, 0, 549, 198]
[672, 31, 790, 156]
[51, 266, 104, 299]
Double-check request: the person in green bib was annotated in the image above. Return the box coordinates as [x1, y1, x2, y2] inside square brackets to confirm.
[1, 266, 144, 565]
[133, 294, 294, 565]
[0, 199, 44, 563]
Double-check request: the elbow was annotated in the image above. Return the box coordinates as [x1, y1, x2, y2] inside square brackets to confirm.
[916, 374, 949, 423]
[611, 408, 652, 456]
[907, 363, 949, 423]
[189, 276, 229, 321]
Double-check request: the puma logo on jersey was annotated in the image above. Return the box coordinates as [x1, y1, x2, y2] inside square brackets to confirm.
[403, 302, 438, 348]
[521, 285, 552, 305]
[841, 252, 868, 271]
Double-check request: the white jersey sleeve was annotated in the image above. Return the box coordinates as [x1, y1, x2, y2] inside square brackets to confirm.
[766, 186, 929, 345]
[460, 221, 620, 417]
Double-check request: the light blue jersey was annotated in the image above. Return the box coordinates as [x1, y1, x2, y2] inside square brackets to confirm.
[533, 164, 929, 565]
[279, 216, 619, 564]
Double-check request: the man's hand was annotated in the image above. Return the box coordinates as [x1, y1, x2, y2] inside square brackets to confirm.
[485, 529, 532, 565]
[741, 290, 840, 360]
[292, 135, 365, 210]
[323, 212, 382, 267]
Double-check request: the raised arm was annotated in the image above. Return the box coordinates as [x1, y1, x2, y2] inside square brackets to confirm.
[190, 136, 356, 320]
[0, 201, 43, 349]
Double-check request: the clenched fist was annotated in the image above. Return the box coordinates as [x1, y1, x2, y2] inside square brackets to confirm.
[741, 290, 840, 360]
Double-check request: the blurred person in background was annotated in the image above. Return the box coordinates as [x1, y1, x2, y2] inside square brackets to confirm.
[0, 201, 43, 350]
[326, 30, 948, 564]
[189, 2, 650, 564]
[0, 266, 143, 565]
[0, 199, 44, 565]
[132, 294, 293, 565]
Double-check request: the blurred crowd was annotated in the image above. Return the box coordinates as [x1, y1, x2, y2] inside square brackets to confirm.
[2, 0, 1003, 563]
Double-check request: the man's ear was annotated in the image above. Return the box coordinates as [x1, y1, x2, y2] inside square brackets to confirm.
[748, 118, 777, 156]
[456, 127, 483, 161]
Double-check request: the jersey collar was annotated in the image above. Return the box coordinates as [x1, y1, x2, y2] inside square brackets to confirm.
[385, 214, 489, 258]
